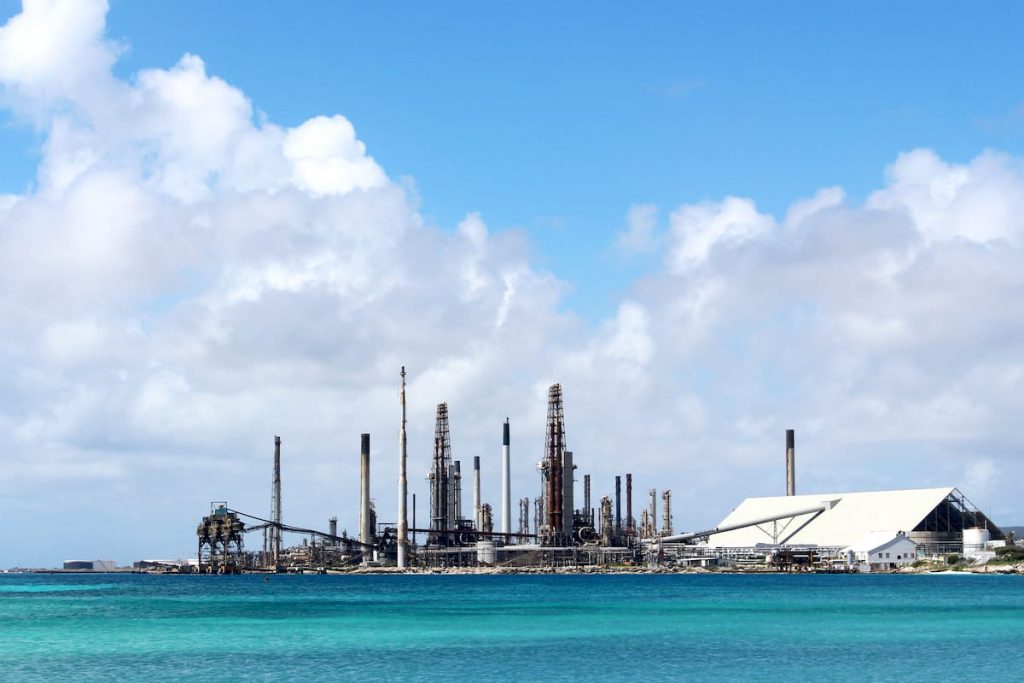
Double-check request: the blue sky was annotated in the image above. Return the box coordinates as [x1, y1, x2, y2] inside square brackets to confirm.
[5, 2, 1024, 318]
[1, 1, 1023, 565]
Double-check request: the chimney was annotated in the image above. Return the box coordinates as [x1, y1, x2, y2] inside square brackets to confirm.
[786, 429, 796, 496]
[501, 419, 511, 536]
[359, 434, 372, 557]
[473, 456, 481, 529]
[615, 475, 622, 532]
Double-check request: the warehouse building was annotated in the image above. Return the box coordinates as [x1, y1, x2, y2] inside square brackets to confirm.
[705, 487, 1003, 553]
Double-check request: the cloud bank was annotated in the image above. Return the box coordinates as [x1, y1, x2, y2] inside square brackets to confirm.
[1, 1, 1021, 564]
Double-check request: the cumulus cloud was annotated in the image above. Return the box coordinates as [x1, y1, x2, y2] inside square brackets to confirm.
[0, 0, 1022, 565]
[666, 196, 774, 273]
[616, 203, 658, 253]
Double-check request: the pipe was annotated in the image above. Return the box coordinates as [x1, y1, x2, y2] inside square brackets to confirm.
[658, 502, 834, 544]
[501, 419, 511, 536]
[359, 434, 371, 558]
[786, 429, 796, 496]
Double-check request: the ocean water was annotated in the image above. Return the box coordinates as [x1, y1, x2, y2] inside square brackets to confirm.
[1, 572, 1022, 681]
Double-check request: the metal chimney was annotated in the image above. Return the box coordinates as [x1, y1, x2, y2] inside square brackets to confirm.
[615, 475, 622, 532]
[397, 367, 409, 568]
[501, 419, 511, 536]
[473, 456, 481, 529]
[271, 435, 282, 566]
[786, 429, 796, 496]
[561, 451, 574, 538]
[625, 473, 633, 533]
[359, 434, 372, 557]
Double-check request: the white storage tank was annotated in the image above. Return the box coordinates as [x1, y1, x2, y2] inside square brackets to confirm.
[963, 527, 990, 551]
[476, 540, 496, 565]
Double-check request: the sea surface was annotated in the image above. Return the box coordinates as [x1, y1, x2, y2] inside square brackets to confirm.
[1, 572, 1023, 681]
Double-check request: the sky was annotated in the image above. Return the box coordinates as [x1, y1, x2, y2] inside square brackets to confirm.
[1, 1, 1022, 567]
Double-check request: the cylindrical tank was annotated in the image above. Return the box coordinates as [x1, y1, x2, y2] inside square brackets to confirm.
[476, 540, 496, 565]
[963, 527, 990, 550]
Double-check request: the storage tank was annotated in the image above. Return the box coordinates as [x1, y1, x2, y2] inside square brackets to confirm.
[963, 527, 990, 551]
[476, 540, 496, 565]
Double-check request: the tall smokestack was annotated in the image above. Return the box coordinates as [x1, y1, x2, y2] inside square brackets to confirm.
[501, 419, 511, 536]
[625, 473, 633, 533]
[561, 451, 574, 538]
[271, 435, 281, 565]
[786, 429, 796, 496]
[473, 456, 481, 529]
[359, 434, 371, 559]
[397, 367, 409, 568]
[615, 475, 622, 532]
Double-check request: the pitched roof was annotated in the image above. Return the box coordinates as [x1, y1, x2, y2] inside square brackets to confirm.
[705, 487, 955, 547]
[845, 531, 917, 553]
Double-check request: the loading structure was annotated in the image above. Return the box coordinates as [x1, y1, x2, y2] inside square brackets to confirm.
[197, 502, 246, 573]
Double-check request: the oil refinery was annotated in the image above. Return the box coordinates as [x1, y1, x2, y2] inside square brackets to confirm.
[195, 368, 1007, 574]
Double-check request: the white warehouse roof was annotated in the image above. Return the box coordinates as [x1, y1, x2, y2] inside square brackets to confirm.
[705, 487, 956, 548]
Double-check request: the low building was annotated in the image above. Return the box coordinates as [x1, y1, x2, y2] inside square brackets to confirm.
[62, 560, 117, 571]
[842, 531, 918, 572]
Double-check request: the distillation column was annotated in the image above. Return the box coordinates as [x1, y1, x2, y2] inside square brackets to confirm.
[544, 384, 566, 542]
[428, 404, 452, 546]
[648, 488, 657, 537]
[661, 490, 673, 536]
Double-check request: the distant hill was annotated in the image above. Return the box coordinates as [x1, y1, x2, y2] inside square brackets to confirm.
[1000, 526, 1023, 539]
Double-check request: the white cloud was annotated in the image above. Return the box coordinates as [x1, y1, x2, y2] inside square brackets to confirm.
[617, 203, 658, 253]
[0, 0, 1022, 565]
[666, 196, 774, 273]
[0, 0, 116, 112]
[868, 148, 1024, 245]
[283, 114, 387, 196]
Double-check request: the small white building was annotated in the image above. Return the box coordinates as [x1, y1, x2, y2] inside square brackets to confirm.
[842, 531, 918, 572]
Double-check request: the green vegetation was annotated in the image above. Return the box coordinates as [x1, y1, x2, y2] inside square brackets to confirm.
[991, 545, 1024, 563]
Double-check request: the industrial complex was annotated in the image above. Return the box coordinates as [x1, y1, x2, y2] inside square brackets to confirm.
[195, 368, 1009, 574]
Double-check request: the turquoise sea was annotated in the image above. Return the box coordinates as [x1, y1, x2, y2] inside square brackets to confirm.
[1, 572, 1022, 681]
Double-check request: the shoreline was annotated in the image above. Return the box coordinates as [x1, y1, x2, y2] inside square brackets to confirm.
[7, 563, 1022, 577]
